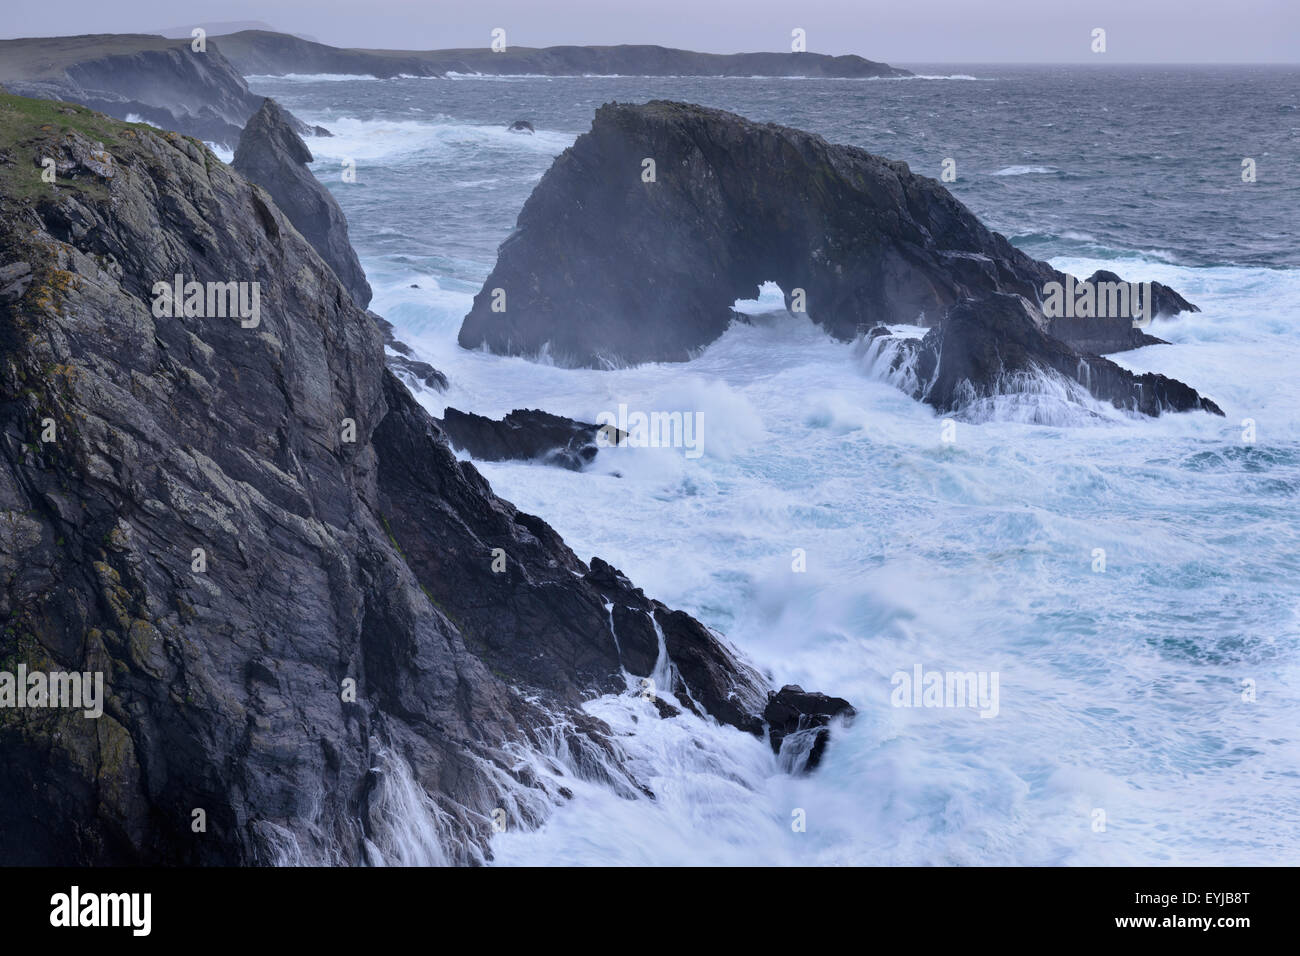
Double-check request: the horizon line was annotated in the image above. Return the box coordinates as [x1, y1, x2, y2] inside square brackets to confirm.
[0, 31, 1297, 66]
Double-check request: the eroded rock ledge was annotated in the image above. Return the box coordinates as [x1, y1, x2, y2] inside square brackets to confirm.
[459, 101, 1219, 417]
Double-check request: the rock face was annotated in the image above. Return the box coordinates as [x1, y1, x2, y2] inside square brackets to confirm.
[458, 101, 1218, 417]
[764, 685, 856, 772]
[459, 101, 1198, 367]
[0, 94, 841, 865]
[233, 98, 372, 309]
[437, 408, 619, 471]
[866, 294, 1224, 417]
[0, 34, 314, 147]
[213, 30, 911, 79]
[1044, 269, 1199, 355]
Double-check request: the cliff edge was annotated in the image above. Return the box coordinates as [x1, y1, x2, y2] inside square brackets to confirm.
[0, 93, 838, 865]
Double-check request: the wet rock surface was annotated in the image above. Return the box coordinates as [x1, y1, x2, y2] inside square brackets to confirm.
[233, 98, 371, 309]
[764, 685, 856, 772]
[372, 313, 448, 392]
[0, 95, 843, 865]
[879, 293, 1223, 417]
[436, 407, 620, 470]
[1044, 269, 1199, 354]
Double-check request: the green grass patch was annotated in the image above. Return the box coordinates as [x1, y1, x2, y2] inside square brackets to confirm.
[0, 92, 153, 203]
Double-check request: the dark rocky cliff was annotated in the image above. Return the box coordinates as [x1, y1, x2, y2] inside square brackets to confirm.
[0, 94, 833, 865]
[233, 98, 371, 308]
[213, 30, 911, 79]
[458, 101, 1218, 417]
[0, 35, 313, 147]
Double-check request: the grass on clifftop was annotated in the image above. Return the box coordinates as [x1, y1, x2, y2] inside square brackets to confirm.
[0, 93, 158, 202]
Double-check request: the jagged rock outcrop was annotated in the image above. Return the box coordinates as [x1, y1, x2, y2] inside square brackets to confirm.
[213, 30, 910, 79]
[764, 685, 856, 772]
[0, 34, 315, 147]
[233, 98, 371, 308]
[436, 408, 619, 471]
[865, 293, 1223, 417]
[1044, 269, 1199, 354]
[0, 94, 845, 865]
[458, 101, 1217, 416]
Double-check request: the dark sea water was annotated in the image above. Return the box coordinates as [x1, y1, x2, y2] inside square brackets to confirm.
[246, 65, 1299, 274]
[243, 66, 1300, 865]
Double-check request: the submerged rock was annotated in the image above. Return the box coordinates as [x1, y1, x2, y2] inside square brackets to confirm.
[0, 95, 840, 865]
[507, 120, 535, 134]
[436, 407, 620, 470]
[233, 98, 372, 309]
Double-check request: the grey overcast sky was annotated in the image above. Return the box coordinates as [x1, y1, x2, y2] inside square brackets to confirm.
[4, 0, 1298, 62]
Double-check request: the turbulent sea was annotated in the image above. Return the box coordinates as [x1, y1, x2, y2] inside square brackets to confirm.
[246, 65, 1300, 865]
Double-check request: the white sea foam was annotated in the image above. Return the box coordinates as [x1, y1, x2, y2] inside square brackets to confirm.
[363, 253, 1300, 865]
[205, 142, 234, 164]
[246, 72, 384, 82]
[994, 165, 1058, 176]
[263, 88, 1300, 866]
[291, 114, 575, 166]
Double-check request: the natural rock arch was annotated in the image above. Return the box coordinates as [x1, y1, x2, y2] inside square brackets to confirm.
[460, 101, 1073, 366]
[458, 101, 1218, 417]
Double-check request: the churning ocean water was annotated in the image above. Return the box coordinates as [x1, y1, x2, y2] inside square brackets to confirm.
[248, 65, 1300, 865]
